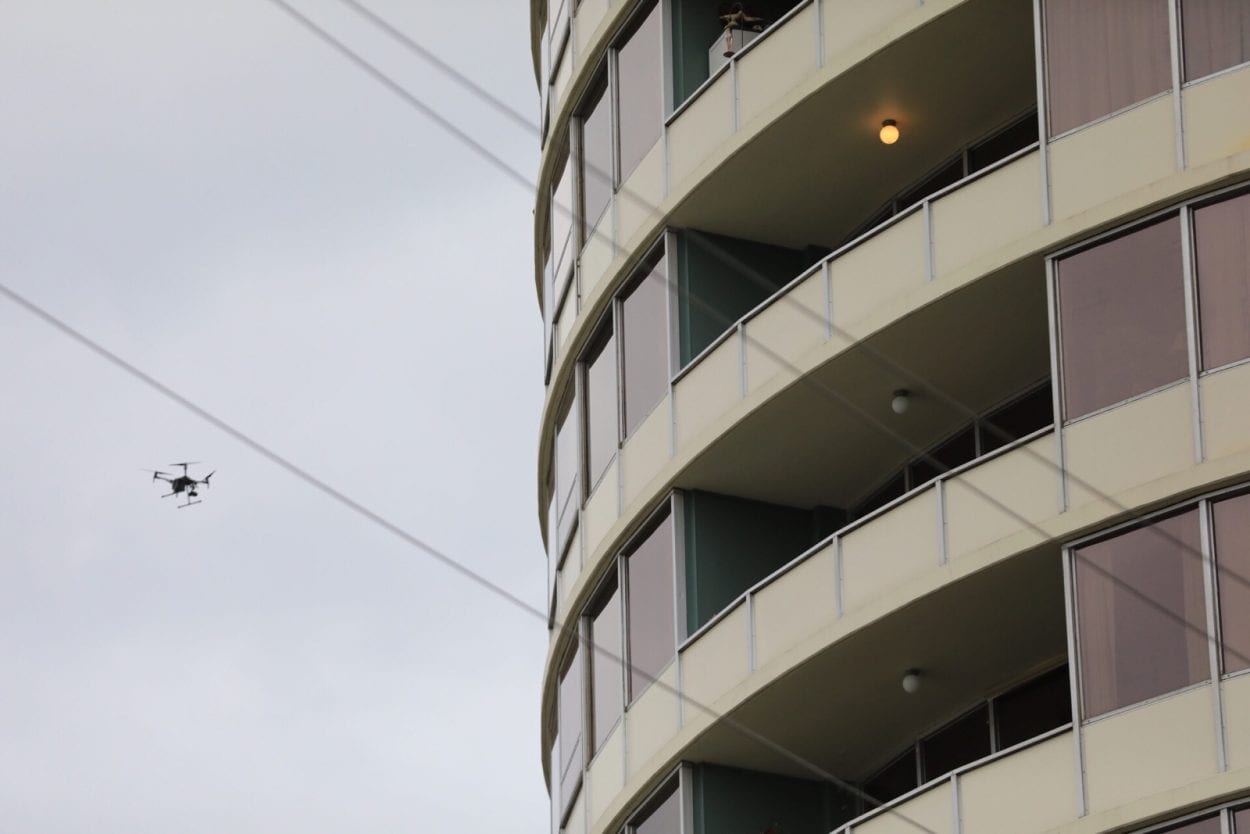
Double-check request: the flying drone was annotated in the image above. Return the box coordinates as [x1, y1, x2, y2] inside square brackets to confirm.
[146, 462, 215, 508]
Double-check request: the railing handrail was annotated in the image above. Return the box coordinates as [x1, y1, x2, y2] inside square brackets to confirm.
[676, 425, 1054, 653]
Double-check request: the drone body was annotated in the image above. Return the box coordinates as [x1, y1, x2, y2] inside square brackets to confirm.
[147, 462, 214, 508]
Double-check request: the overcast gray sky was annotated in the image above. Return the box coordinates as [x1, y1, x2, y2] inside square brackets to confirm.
[0, 2, 549, 831]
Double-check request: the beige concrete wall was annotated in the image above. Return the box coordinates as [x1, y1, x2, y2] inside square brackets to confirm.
[616, 142, 666, 250]
[743, 268, 827, 393]
[752, 544, 836, 669]
[855, 779, 953, 834]
[830, 211, 926, 340]
[1183, 65, 1250, 170]
[841, 489, 940, 612]
[555, 288, 575, 358]
[736, 4, 818, 128]
[1222, 672, 1250, 772]
[1083, 685, 1219, 813]
[674, 336, 740, 451]
[1049, 96, 1177, 222]
[1065, 383, 1195, 509]
[679, 603, 750, 720]
[583, 457, 619, 559]
[945, 435, 1058, 561]
[572, 0, 608, 66]
[667, 73, 733, 187]
[959, 733, 1077, 834]
[587, 722, 625, 829]
[625, 662, 680, 780]
[821, 0, 915, 65]
[566, 785, 587, 834]
[552, 41, 573, 113]
[1201, 361, 1250, 462]
[620, 396, 671, 508]
[580, 210, 615, 301]
[557, 525, 583, 612]
[931, 152, 1043, 278]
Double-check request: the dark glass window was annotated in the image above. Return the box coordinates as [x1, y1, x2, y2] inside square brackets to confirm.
[552, 152, 574, 290]
[558, 647, 584, 805]
[1057, 217, 1187, 420]
[1075, 510, 1209, 718]
[588, 582, 624, 753]
[626, 513, 676, 700]
[855, 471, 906, 518]
[555, 386, 580, 534]
[1044, 0, 1172, 136]
[1236, 807, 1250, 832]
[1214, 493, 1250, 674]
[994, 665, 1072, 748]
[898, 157, 965, 209]
[634, 780, 682, 834]
[580, 79, 613, 243]
[585, 329, 619, 490]
[863, 751, 917, 805]
[622, 254, 670, 437]
[967, 113, 1039, 173]
[980, 384, 1054, 453]
[920, 705, 991, 780]
[1165, 816, 1222, 834]
[1182, 0, 1250, 81]
[1194, 191, 1250, 371]
[908, 425, 977, 486]
[616, 3, 664, 182]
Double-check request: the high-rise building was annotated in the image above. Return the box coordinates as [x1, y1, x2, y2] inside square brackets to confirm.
[529, 2, 1250, 833]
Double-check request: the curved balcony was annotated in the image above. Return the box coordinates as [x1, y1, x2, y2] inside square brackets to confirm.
[539, 60, 1250, 643]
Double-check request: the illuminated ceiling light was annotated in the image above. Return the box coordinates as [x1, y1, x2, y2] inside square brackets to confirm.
[879, 118, 900, 145]
[891, 389, 911, 415]
[902, 669, 922, 694]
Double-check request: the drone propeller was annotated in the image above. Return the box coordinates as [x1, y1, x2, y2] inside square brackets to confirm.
[168, 461, 200, 468]
[142, 468, 172, 480]
[202, 471, 215, 487]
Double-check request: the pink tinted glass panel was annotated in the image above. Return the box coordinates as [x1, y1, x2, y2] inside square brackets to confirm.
[1195, 191, 1250, 370]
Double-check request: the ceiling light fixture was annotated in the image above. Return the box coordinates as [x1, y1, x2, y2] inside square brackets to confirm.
[891, 389, 911, 415]
[879, 119, 900, 145]
[902, 669, 921, 694]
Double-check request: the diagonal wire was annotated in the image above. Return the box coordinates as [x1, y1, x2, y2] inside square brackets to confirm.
[246, 0, 1250, 822]
[0, 278, 934, 834]
[321, 0, 1250, 613]
[296, 0, 1250, 664]
[6, 3, 1241, 832]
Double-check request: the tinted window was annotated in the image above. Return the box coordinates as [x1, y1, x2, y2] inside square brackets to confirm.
[1044, 0, 1171, 136]
[635, 781, 682, 834]
[585, 330, 619, 490]
[627, 513, 676, 700]
[1182, 0, 1250, 81]
[617, 3, 664, 182]
[898, 157, 964, 209]
[552, 152, 574, 287]
[1214, 493, 1250, 674]
[622, 255, 670, 437]
[1058, 217, 1187, 419]
[580, 79, 612, 242]
[558, 647, 583, 804]
[967, 114, 1038, 173]
[1194, 191, 1250, 370]
[920, 704, 990, 780]
[589, 583, 624, 753]
[1236, 808, 1250, 833]
[1075, 510, 1208, 718]
[909, 425, 977, 486]
[555, 386, 580, 526]
[980, 384, 1053, 452]
[855, 471, 906, 518]
[863, 751, 917, 805]
[994, 665, 1072, 748]
[1164, 816, 1222, 834]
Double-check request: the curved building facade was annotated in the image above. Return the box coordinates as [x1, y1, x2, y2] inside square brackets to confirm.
[528, 1, 1250, 833]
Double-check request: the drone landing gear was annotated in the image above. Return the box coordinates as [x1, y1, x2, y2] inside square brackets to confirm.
[177, 499, 202, 509]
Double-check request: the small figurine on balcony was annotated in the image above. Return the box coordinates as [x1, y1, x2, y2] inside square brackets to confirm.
[718, 3, 766, 57]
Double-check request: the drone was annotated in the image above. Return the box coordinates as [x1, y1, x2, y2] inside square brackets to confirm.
[146, 462, 215, 508]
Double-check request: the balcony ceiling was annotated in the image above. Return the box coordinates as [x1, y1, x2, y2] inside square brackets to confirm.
[684, 544, 1067, 782]
[670, 0, 1037, 250]
[677, 256, 1050, 511]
